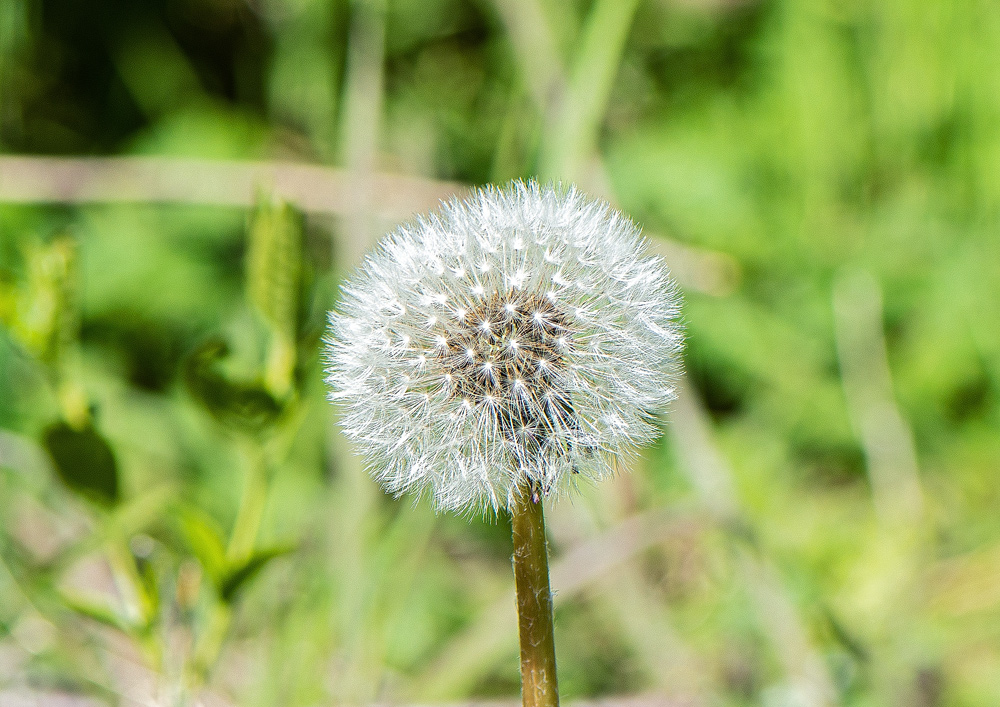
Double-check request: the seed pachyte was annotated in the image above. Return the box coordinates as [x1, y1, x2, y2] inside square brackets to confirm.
[325, 181, 683, 514]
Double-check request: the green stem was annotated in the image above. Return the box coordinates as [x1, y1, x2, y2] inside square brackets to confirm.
[190, 442, 266, 685]
[227, 442, 268, 563]
[191, 601, 233, 681]
[511, 485, 559, 707]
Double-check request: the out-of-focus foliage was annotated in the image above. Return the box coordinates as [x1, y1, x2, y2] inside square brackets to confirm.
[0, 0, 998, 705]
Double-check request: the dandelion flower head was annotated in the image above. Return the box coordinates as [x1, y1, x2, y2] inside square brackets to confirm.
[326, 181, 683, 514]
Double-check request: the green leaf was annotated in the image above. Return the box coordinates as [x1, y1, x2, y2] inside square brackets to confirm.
[184, 338, 285, 435]
[246, 198, 303, 398]
[61, 592, 132, 633]
[175, 506, 228, 584]
[42, 421, 119, 505]
[246, 199, 302, 341]
[112, 485, 176, 538]
[219, 545, 295, 604]
[10, 235, 79, 369]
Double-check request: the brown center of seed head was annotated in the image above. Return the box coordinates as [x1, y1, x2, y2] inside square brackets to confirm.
[438, 291, 575, 449]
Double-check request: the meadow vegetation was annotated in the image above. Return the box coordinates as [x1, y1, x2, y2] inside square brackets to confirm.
[0, 0, 998, 705]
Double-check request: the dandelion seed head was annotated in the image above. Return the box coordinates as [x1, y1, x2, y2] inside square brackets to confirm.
[325, 181, 683, 514]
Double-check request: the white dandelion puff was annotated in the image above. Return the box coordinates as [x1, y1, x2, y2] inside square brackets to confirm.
[325, 181, 683, 514]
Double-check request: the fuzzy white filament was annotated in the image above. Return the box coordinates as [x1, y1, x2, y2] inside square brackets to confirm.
[325, 181, 683, 514]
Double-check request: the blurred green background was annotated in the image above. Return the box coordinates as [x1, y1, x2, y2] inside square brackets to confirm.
[1, 0, 998, 705]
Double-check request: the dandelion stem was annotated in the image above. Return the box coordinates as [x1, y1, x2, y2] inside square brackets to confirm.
[511, 484, 559, 707]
